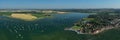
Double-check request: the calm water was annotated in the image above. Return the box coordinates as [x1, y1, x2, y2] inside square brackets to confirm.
[0, 13, 120, 40]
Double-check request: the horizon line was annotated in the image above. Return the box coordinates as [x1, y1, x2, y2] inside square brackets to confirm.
[0, 8, 120, 10]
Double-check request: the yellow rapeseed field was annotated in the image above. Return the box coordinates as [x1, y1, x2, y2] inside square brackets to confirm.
[11, 13, 37, 21]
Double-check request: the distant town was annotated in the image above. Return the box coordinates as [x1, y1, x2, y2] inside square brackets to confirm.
[1, 9, 120, 13]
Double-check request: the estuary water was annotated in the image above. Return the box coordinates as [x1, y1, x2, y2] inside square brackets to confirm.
[0, 12, 120, 40]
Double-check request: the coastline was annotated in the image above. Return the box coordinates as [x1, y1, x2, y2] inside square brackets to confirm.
[64, 25, 120, 35]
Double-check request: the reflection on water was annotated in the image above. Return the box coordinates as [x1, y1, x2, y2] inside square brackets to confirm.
[0, 13, 89, 40]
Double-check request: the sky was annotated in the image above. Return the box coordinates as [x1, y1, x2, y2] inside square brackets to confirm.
[0, 0, 120, 9]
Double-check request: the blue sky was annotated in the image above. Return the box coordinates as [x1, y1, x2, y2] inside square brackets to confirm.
[0, 0, 120, 9]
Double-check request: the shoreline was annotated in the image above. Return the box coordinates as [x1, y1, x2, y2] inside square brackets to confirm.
[64, 25, 119, 35]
